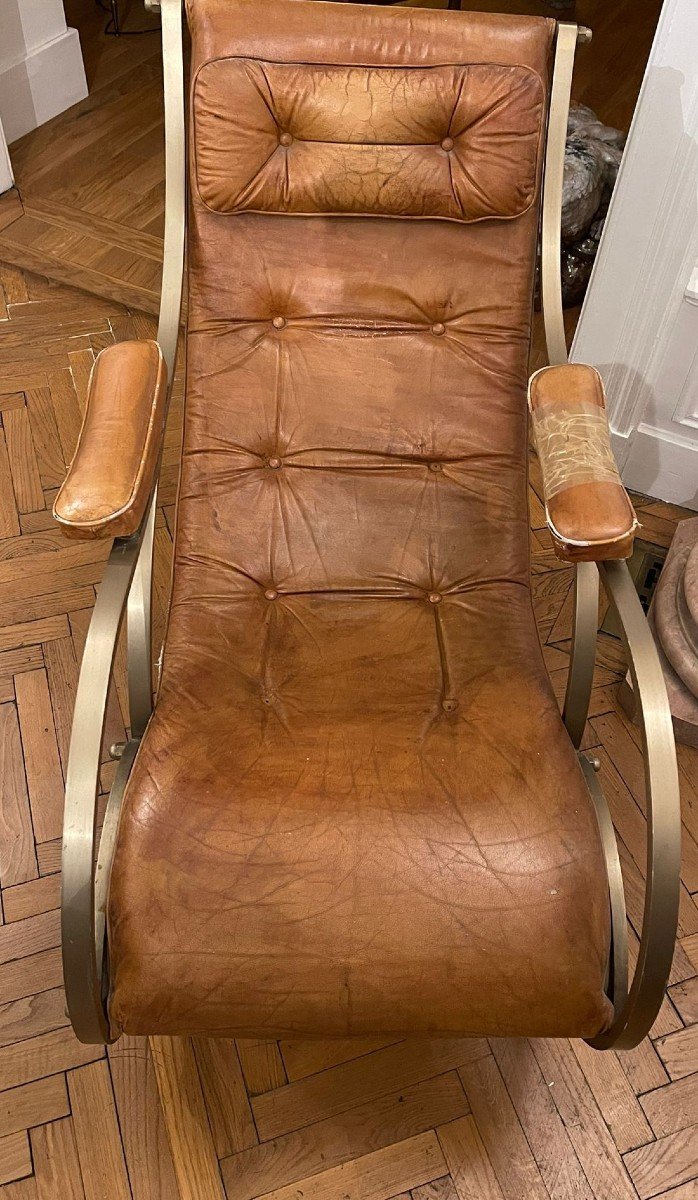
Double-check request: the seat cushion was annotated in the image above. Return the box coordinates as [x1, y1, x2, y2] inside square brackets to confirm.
[108, 587, 612, 1040]
[106, 0, 612, 1041]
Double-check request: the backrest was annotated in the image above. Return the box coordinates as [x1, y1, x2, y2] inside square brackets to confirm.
[171, 0, 554, 661]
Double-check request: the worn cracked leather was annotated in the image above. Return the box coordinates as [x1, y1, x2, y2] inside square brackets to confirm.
[106, 0, 613, 1040]
[529, 363, 638, 562]
[54, 340, 166, 539]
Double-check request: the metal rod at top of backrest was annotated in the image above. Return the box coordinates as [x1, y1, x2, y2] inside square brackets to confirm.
[541, 23, 591, 367]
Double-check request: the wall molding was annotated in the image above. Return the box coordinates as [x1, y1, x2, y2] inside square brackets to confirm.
[0, 5, 87, 146]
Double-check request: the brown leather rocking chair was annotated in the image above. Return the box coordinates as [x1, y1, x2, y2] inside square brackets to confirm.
[57, 0, 680, 1052]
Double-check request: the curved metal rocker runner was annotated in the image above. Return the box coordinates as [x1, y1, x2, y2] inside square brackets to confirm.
[57, 0, 680, 1133]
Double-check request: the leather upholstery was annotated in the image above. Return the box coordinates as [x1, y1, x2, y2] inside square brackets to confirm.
[107, 0, 613, 1041]
[54, 340, 166, 540]
[529, 364, 638, 562]
[194, 60, 545, 220]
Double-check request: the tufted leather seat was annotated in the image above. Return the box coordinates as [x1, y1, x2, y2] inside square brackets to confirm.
[106, 0, 612, 1040]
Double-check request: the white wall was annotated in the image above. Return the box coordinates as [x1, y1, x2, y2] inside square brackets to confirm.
[572, 0, 698, 509]
[0, 0, 87, 146]
[0, 116, 13, 193]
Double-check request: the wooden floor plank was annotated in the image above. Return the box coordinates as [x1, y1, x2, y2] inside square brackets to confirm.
[0, 1027, 103, 1093]
[251, 1040, 489, 1143]
[235, 1040, 287, 1097]
[107, 1036, 180, 1200]
[640, 1074, 698, 1138]
[2, 872, 60, 924]
[436, 1115, 504, 1200]
[0, 1177, 38, 1200]
[31, 1118, 86, 1200]
[0, 1075, 69, 1140]
[279, 1035, 399, 1082]
[149, 1036, 225, 1200]
[570, 1037, 654, 1152]
[655, 1027, 698, 1082]
[0, 911, 60, 968]
[457, 1056, 548, 1200]
[489, 1037, 596, 1199]
[220, 1073, 468, 1200]
[0, 1135, 31, 1188]
[528, 1039, 638, 1200]
[625, 1126, 698, 1199]
[0, 986, 68, 1049]
[14, 670, 64, 844]
[0, 430, 20, 541]
[253, 1131, 447, 1200]
[68, 1061, 131, 1200]
[0, 949, 63, 1008]
[0, 704, 38, 890]
[193, 1038, 258, 1160]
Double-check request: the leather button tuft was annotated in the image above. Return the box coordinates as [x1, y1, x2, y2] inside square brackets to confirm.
[279, 132, 293, 147]
[272, 315, 286, 329]
[267, 456, 282, 469]
[431, 322, 445, 336]
[264, 588, 278, 601]
[428, 461, 442, 472]
[441, 137, 454, 152]
[442, 698, 458, 713]
[428, 592, 442, 604]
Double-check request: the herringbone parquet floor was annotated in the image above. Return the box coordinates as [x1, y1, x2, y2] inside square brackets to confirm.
[0, 261, 696, 1200]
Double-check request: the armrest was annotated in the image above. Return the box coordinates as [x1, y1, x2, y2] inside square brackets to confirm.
[53, 340, 167, 540]
[528, 363, 638, 562]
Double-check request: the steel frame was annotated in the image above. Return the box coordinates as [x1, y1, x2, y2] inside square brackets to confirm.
[60, 5, 681, 1049]
[61, 0, 184, 1044]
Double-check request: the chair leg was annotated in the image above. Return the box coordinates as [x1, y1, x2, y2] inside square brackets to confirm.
[150, 1037, 226, 1200]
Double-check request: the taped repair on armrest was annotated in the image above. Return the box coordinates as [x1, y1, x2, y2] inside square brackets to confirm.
[528, 363, 638, 563]
[53, 340, 167, 540]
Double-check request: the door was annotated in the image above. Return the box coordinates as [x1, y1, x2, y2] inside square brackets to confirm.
[572, 0, 698, 510]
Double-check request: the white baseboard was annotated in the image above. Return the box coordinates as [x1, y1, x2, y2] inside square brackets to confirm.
[0, 120, 13, 192]
[0, 27, 87, 145]
[614, 424, 698, 509]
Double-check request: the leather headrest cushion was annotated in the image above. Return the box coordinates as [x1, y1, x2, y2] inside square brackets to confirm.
[193, 59, 546, 222]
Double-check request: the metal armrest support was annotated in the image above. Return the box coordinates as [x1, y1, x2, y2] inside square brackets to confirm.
[540, 24, 680, 1050]
[62, 530, 148, 1043]
[564, 562, 681, 1050]
[61, 0, 185, 1044]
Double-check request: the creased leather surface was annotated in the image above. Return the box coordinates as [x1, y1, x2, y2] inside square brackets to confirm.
[529, 364, 637, 562]
[53, 340, 166, 539]
[194, 60, 545, 220]
[107, 0, 612, 1040]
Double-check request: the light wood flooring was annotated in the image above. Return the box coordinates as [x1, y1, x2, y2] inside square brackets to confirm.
[0, 0, 664, 314]
[0, 262, 697, 1199]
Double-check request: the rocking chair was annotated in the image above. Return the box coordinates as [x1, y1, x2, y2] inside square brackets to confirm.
[56, 0, 680, 1051]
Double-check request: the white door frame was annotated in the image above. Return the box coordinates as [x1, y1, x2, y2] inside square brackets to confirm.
[0, 114, 13, 193]
[571, 0, 698, 509]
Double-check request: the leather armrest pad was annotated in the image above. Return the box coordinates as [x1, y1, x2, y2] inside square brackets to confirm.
[528, 364, 638, 563]
[53, 340, 167, 540]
